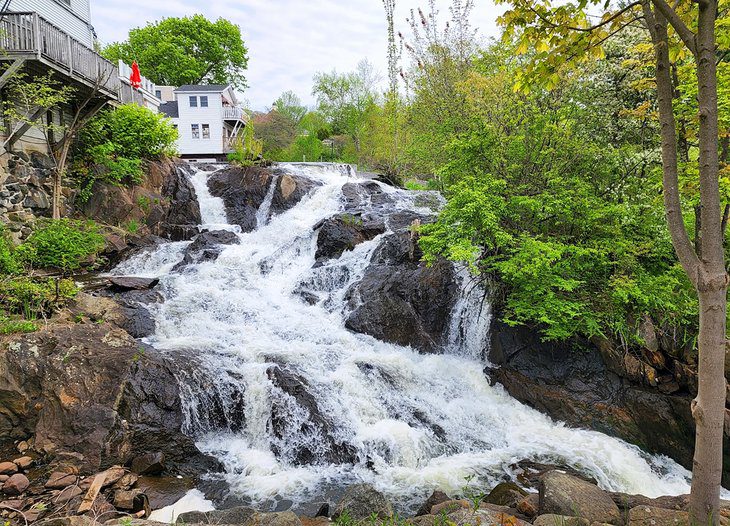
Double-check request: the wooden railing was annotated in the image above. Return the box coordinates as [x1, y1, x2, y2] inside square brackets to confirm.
[0, 12, 120, 97]
[222, 106, 247, 121]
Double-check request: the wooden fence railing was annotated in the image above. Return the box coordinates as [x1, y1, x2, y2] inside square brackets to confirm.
[0, 12, 121, 97]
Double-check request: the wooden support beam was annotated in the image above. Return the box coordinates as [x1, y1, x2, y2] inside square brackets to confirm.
[3, 105, 47, 149]
[0, 59, 26, 90]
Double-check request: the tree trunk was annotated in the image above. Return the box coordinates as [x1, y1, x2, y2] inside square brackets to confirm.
[643, 0, 726, 520]
[689, 0, 726, 521]
[52, 141, 71, 220]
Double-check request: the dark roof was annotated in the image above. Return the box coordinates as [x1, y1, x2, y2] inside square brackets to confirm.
[159, 101, 179, 118]
[175, 84, 229, 93]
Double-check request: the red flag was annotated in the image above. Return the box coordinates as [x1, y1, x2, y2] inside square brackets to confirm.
[130, 61, 142, 89]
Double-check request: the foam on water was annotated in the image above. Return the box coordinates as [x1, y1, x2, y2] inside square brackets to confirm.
[113, 163, 701, 513]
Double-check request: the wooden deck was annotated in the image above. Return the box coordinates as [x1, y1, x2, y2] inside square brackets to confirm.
[0, 11, 121, 99]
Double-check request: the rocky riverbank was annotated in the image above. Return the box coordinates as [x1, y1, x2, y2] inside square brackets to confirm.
[1, 464, 721, 526]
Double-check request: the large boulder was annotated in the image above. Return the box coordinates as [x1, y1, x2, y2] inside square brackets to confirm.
[332, 483, 393, 521]
[172, 229, 240, 271]
[178, 505, 255, 524]
[313, 213, 385, 265]
[0, 321, 220, 476]
[208, 166, 320, 232]
[79, 159, 202, 242]
[344, 232, 458, 353]
[539, 471, 621, 525]
[487, 319, 730, 484]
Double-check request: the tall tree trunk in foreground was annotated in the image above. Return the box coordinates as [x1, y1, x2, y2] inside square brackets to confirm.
[644, 0, 726, 522]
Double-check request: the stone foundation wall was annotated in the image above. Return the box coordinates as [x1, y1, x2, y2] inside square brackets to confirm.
[0, 151, 58, 242]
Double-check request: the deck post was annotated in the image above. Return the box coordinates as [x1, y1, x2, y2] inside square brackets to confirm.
[32, 12, 40, 59]
[67, 34, 73, 75]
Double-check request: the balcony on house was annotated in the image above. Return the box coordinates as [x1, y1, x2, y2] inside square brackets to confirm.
[0, 11, 120, 100]
[222, 106, 247, 122]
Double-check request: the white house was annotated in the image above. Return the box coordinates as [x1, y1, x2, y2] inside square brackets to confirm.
[159, 85, 248, 162]
[8, 0, 96, 47]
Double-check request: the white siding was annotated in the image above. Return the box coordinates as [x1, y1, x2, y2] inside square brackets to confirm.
[174, 92, 226, 156]
[11, 0, 94, 47]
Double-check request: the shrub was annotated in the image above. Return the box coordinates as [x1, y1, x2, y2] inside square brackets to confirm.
[16, 219, 105, 272]
[0, 226, 20, 275]
[228, 123, 263, 166]
[0, 277, 77, 318]
[75, 104, 178, 188]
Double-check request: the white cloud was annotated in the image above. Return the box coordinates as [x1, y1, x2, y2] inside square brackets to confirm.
[92, 0, 504, 111]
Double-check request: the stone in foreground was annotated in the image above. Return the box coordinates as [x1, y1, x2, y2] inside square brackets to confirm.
[540, 471, 621, 525]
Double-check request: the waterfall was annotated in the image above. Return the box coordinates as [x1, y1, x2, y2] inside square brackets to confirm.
[112, 163, 694, 513]
[256, 174, 280, 228]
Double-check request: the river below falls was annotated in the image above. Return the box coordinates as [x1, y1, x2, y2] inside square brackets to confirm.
[111, 163, 698, 514]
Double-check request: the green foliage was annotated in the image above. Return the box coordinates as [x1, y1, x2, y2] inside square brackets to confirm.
[0, 317, 37, 334]
[0, 277, 77, 318]
[102, 15, 249, 89]
[2, 71, 75, 141]
[16, 219, 105, 272]
[312, 59, 379, 153]
[228, 123, 263, 166]
[0, 227, 20, 275]
[74, 104, 177, 189]
[417, 36, 700, 347]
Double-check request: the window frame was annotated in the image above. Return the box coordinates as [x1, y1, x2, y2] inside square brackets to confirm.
[201, 124, 210, 139]
[191, 124, 200, 139]
[200, 96, 209, 108]
[189, 96, 198, 108]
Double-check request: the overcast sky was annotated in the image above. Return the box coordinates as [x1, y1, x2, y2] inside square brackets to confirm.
[92, 0, 504, 111]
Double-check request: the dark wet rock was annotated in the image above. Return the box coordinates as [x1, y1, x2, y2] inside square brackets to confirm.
[417, 490, 451, 516]
[267, 365, 356, 465]
[341, 181, 395, 211]
[0, 322, 221, 477]
[209, 166, 320, 232]
[485, 482, 527, 507]
[135, 475, 193, 510]
[313, 213, 385, 264]
[332, 483, 393, 520]
[345, 232, 458, 353]
[172, 229, 240, 271]
[130, 452, 164, 475]
[108, 277, 159, 291]
[315, 503, 330, 517]
[179, 505, 256, 524]
[488, 320, 730, 485]
[539, 471, 621, 525]
[159, 162, 202, 240]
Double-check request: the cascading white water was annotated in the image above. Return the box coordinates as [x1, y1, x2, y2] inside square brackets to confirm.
[114, 163, 696, 512]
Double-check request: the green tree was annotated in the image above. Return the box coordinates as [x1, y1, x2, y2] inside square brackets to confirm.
[493, 0, 727, 519]
[273, 91, 308, 125]
[312, 59, 379, 152]
[102, 15, 249, 89]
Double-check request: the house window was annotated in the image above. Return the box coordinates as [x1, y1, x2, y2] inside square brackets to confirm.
[191, 124, 200, 139]
[189, 96, 198, 107]
[155, 90, 162, 99]
[202, 124, 210, 139]
[200, 96, 209, 108]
